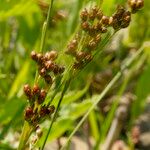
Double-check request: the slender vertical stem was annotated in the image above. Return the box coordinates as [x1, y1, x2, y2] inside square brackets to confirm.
[18, 122, 33, 150]
[40, 0, 54, 52]
[41, 78, 71, 150]
[35, 0, 54, 83]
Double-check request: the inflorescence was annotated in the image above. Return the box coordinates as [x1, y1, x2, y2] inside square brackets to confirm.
[23, 50, 65, 138]
[22, 0, 144, 143]
[65, 0, 144, 69]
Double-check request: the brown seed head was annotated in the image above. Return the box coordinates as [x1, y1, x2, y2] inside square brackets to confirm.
[39, 106, 47, 117]
[76, 51, 86, 61]
[85, 54, 93, 62]
[101, 16, 110, 25]
[80, 8, 88, 21]
[45, 50, 58, 61]
[101, 27, 107, 33]
[96, 10, 103, 20]
[38, 89, 47, 104]
[31, 51, 38, 61]
[37, 53, 43, 63]
[48, 105, 55, 115]
[39, 67, 47, 77]
[88, 40, 97, 50]
[24, 84, 32, 98]
[44, 60, 54, 70]
[128, 0, 144, 13]
[24, 107, 34, 120]
[81, 22, 90, 31]
[44, 75, 52, 84]
[32, 84, 40, 96]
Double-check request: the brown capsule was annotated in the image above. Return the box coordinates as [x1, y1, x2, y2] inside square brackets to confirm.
[37, 53, 43, 63]
[38, 89, 47, 104]
[116, 5, 126, 17]
[96, 10, 103, 20]
[121, 11, 131, 28]
[32, 84, 40, 96]
[66, 39, 78, 55]
[48, 105, 55, 115]
[44, 75, 52, 84]
[49, 50, 58, 60]
[44, 60, 54, 71]
[80, 8, 88, 21]
[85, 54, 93, 62]
[101, 16, 110, 25]
[89, 7, 98, 21]
[88, 40, 97, 50]
[92, 6, 99, 14]
[75, 51, 86, 61]
[112, 18, 120, 29]
[136, 0, 144, 9]
[58, 66, 65, 74]
[73, 61, 84, 69]
[45, 50, 58, 61]
[96, 22, 102, 31]
[24, 84, 32, 98]
[101, 27, 107, 33]
[53, 65, 59, 75]
[44, 52, 50, 61]
[81, 22, 90, 31]
[31, 51, 38, 61]
[39, 67, 47, 77]
[39, 106, 47, 117]
[24, 107, 34, 120]
[67, 43, 76, 52]
[128, 0, 144, 13]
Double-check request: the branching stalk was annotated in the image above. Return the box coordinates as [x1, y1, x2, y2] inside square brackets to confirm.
[60, 43, 147, 150]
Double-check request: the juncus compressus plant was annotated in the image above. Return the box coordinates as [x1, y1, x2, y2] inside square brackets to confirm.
[18, 0, 144, 149]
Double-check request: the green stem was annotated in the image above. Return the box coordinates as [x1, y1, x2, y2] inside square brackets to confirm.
[40, 0, 54, 52]
[41, 78, 71, 150]
[17, 121, 33, 150]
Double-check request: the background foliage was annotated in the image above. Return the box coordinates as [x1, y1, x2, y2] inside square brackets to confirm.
[0, 0, 149, 149]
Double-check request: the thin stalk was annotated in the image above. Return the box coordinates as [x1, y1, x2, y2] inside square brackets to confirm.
[41, 78, 71, 150]
[40, 0, 54, 52]
[18, 0, 55, 149]
[35, 0, 54, 83]
[60, 44, 146, 150]
[18, 121, 33, 150]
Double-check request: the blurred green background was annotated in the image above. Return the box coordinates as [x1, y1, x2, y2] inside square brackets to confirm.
[0, 0, 150, 149]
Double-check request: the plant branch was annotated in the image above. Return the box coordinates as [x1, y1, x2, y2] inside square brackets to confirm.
[60, 43, 147, 150]
[41, 78, 71, 150]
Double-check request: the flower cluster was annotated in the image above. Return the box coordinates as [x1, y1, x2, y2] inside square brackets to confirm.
[23, 84, 55, 126]
[65, 5, 133, 69]
[128, 0, 144, 13]
[31, 50, 65, 84]
[111, 6, 131, 29]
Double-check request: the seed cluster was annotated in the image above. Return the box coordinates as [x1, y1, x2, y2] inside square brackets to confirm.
[65, 5, 134, 69]
[31, 50, 65, 84]
[128, 0, 144, 13]
[112, 6, 131, 29]
[24, 84, 55, 125]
